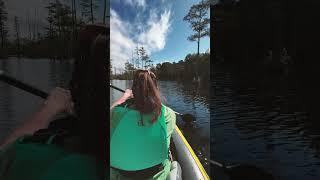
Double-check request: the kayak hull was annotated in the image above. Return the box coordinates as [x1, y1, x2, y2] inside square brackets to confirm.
[171, 126, 210, 180]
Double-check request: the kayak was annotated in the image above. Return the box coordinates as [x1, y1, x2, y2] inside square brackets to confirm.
[170, 125, 210, 180]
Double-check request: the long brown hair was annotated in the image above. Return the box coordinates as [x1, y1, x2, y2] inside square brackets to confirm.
[131, 70, 162, 123]
[70, 24, 107, 174]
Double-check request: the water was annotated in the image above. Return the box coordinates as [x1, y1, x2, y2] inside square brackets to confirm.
[0, 58, 73, 141]
[110, 80, 211, 173]
[211, 67, 320, 180]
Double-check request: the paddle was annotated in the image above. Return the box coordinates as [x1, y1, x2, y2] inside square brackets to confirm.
[109, 83, 196, 123]
[0, 70, 77, 132]
[0, 70, 48, 98]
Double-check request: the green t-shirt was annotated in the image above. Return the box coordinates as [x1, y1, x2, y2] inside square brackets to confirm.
[110, 105, 176, 180]
[110, 105, 176, 149]
[0, 136, 101, 180]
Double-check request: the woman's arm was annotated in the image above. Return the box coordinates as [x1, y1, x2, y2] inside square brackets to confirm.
[0, 87, 73, 148]
[110, 89, 133, 110]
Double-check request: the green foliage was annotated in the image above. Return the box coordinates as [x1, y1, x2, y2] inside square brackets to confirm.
[155, 53, 210, 81]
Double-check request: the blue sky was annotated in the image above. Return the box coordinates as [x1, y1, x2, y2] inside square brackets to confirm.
[110, 0, 210, 70]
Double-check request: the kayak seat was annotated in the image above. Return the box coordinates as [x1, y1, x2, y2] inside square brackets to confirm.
[167, 161, 182, 180]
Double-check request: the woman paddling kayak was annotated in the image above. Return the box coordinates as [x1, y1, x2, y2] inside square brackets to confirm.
[0, 24, 107, 180]
[110, 70, 177, 180]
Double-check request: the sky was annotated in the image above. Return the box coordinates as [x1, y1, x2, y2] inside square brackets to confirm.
[110, 0, 210, 71]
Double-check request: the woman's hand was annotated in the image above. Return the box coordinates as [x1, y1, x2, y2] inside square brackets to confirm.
[43, 87, 74, 117]
[0, 87, 74, 147]
[121, 89, 133, 101]
[110, 89, 133, 109]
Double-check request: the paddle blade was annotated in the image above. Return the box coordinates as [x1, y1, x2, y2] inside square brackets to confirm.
[226, 164, 275, 180]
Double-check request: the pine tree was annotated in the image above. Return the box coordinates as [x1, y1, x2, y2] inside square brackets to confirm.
[80, 0, 98, 24]
[135, 46, 141, 69]
[183, 0, 210, 55]
[145, 56, 153, 69]
[139, 46, 147, 69]
[45, 1, 74, 58]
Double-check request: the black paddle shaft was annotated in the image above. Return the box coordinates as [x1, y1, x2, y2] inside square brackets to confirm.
[0, 70, 48, 99]
[110, 84, 125, 93]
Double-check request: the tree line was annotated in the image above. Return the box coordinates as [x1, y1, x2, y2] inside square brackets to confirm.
[112, 52, 209, 83]
[0, 0, 108, 59]
[111, 45, 154, 78]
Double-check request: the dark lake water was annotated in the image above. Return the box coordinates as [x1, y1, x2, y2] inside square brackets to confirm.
[0, 58, 73, 141]
[110, 80, 211, 173]
[212, 67, 320, 180]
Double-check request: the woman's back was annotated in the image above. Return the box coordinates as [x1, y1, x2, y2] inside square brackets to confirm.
[110, 103, 176, 180]
[110, 104, 168, 171]
[110, 70, 176, 179]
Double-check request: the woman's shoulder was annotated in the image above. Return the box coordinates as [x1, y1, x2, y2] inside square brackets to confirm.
[162, 105, 176, 122]
[112, 99, 135, 111]
[162, 104, 175, 113]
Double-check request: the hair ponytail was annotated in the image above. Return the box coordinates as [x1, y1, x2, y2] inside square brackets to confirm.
[132, 70, 162, 123]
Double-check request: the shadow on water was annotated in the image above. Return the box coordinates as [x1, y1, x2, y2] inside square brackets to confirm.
[212, 67, 320, 180]
[110, 79, 211, 173]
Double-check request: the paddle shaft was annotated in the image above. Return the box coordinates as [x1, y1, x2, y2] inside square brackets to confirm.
[0, 70, 48, 99]
[110, 84, 125, 93]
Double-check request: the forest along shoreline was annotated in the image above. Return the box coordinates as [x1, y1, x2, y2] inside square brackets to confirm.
[0, 0, 107, 60]
[111, 52, 210, 86]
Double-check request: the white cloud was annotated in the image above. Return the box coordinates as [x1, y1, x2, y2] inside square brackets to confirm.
[110, 9, 135, 70]
[138, 9, 171, 54]
[110, 8, 171, 70]
[124, 0, 146, 7]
